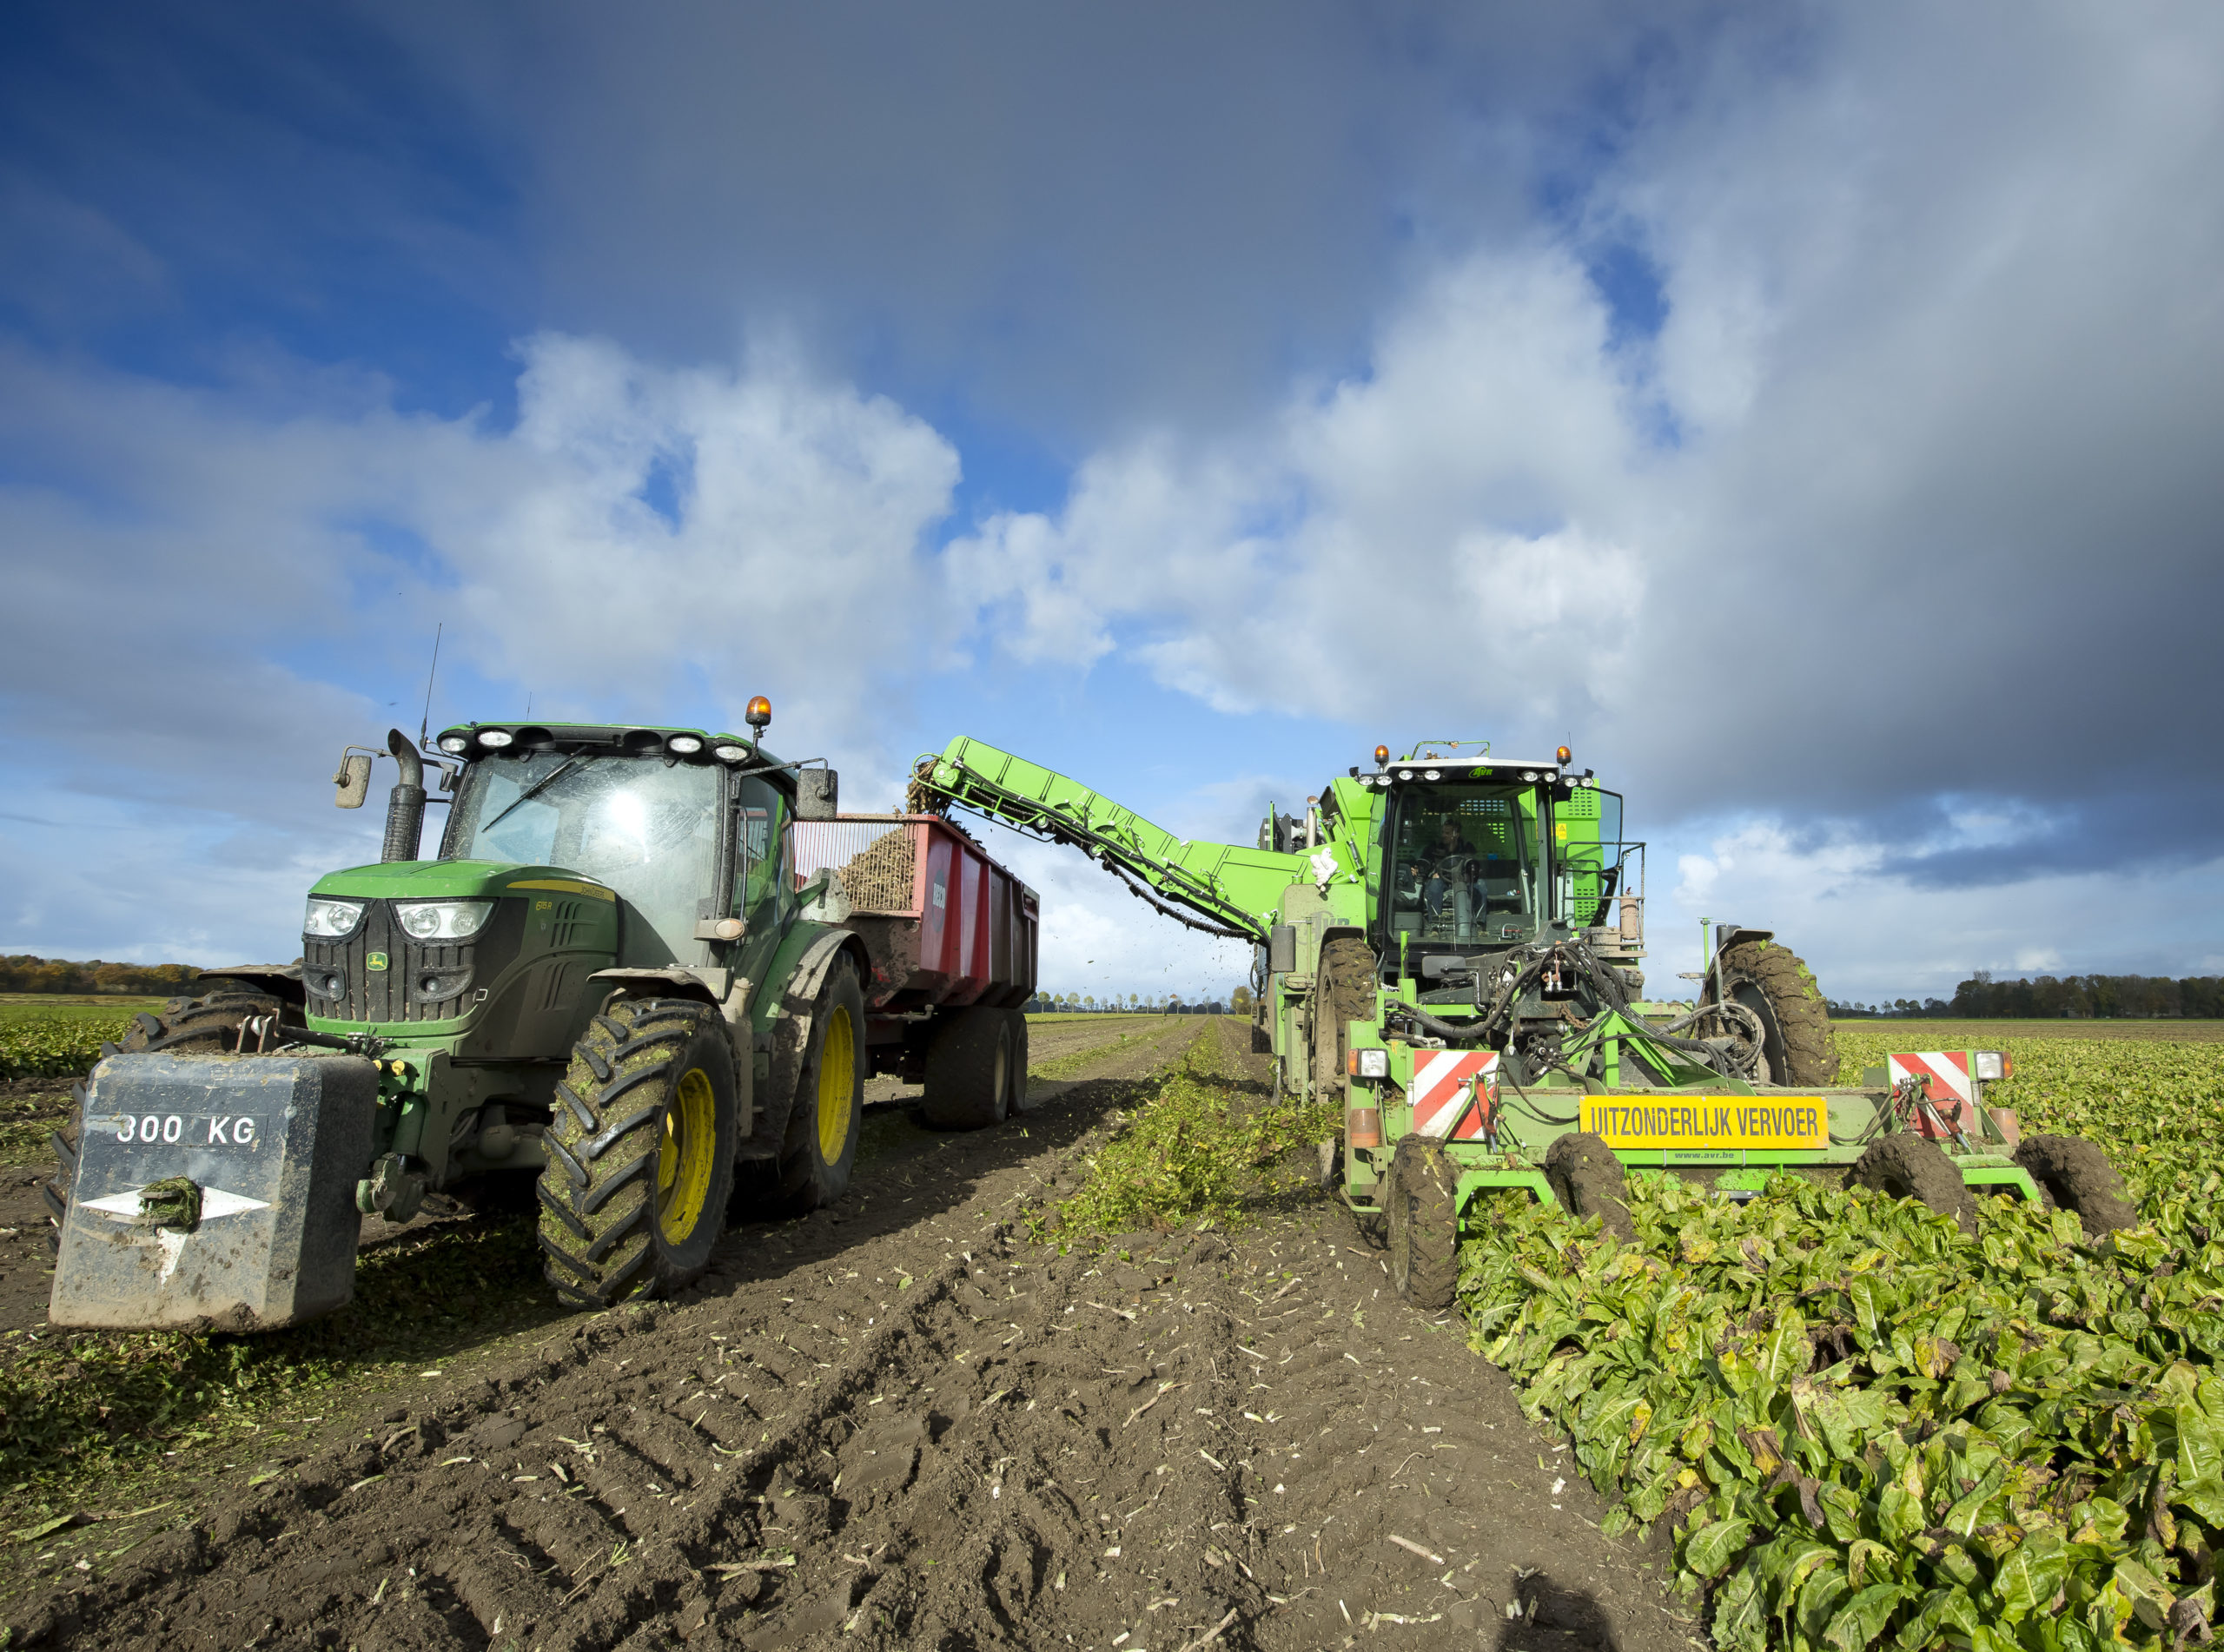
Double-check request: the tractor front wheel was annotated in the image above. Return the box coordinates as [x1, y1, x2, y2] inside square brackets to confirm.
[1545, 1131, 1636, 1241]
[2014, 1135, 2136, 1239]
[1850, 1133, 1976, 1236]
[1386, 1136, 1460, 1310]
[538, 997, 738, 1308]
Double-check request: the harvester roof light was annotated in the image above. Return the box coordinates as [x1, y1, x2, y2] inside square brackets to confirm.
[1373, 744, 1389, 767]
[1556, 744, 1572, 765]
[746, 696, 772, 730]
[1424, 768, 1441, 780]
[438, 735, 469, 755]
[1521, 770, 1538, 782]
[478, 729, 513, 748]
[1398, 769, 1415, 782]
[714, 743, 749, 762]
[666, 734, 704, 754]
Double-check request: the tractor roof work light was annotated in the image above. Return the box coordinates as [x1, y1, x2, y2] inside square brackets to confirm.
[746, 696, 772, 732]
[477, 729, 513, 748]
[438, 734, 469, 755]
[666, 734, 704, 755]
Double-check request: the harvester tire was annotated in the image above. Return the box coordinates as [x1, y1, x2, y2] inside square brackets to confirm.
[1850, 1133, 1976, 1236]
[1313, 938, 1379, 1107]
[46, 988, 298, 1251]
[1004, 1009, 1032, 1115]
[1545, 1132, 1636, 1241]
[1387, 1136, 1460, 1310]
[774, 959, 867, 1208]
[537, 997, 738, 1309]
[2014, 1135, 2136, 1239]
[922, 1006, 1010, 1130]
[1708, 942, 1837, 1087]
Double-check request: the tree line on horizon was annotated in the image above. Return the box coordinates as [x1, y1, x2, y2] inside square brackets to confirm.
[0, 954, 204, 996]
[1829, 971, 2224, 1020]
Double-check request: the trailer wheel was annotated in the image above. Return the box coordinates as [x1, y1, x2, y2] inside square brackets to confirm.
[1387, 1136, 1460, 1310]
[1545, 1132, 1636, 1241]
[538, 997, 738, 1308]
[1004, 1010, 1032, 1115]
[1850, 1133, 1976, 1236]
[1705, 942, 1837, 1087]
[775, 959, 867, 1208]
[922, 1006, 1009, 1130]
[2014, 1134, 2136, 1239]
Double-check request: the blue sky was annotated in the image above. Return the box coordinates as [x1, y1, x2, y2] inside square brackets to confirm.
[4, 1, 2223, 1008]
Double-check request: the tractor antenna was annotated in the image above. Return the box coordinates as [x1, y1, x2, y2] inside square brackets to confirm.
[417, 623, 443, 750]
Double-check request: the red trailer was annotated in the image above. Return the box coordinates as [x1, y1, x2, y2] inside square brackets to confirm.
[791, 815, 1039, 1128]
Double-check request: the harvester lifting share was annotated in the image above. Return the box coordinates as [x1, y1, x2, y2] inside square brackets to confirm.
[910, 735, 2137, 1310]
[47, 704, 1042, 1332]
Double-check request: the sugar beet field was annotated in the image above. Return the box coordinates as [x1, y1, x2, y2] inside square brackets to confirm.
[1, 1008, 2222, 1652]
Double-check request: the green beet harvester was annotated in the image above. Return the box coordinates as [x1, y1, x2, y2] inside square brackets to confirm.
[910, 736, 2136, 1305]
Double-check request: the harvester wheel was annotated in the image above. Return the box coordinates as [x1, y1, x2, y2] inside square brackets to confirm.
[2014, 1135, 2136, 1239]
[922, 1006, 1010, 1130]
[1850, 1133, 1976, 1236]
[1545, 1132, 1636, 1241]
[1706, 942, 1837, 1087]
[774, 959, 867, 1207]
[537, 996, 738, 1308]
[1312, 938, 1380, 1106]
[1387, 1136, 1460, 1310]
[46, 988, 298, 1251]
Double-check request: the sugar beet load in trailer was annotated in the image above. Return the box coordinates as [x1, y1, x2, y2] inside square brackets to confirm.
[910, 736, 2135, 1308]
[46, 706, 1036, 1332]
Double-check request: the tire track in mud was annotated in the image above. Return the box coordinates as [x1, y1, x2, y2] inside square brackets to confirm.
[8, 1021, 1698, 1652]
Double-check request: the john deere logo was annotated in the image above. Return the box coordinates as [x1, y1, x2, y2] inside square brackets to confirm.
[366, 951, 389, 972]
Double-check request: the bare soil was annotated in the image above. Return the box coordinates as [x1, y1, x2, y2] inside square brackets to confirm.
[5, 1019, 1698, 1652]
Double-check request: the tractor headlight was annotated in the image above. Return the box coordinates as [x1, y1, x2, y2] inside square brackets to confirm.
[394, 899, 495, 941]
[1973, 1050, 2010, 1080]
[1354, 1047, 1389, 1080]
[303, 897, 366, 937]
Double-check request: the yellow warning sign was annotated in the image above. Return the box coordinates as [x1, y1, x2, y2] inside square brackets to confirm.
[1580, 1096, 1828, 1153]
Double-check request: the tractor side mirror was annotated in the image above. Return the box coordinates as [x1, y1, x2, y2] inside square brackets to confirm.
[334, 752, 374, 809]
[796, 768, 839, 822]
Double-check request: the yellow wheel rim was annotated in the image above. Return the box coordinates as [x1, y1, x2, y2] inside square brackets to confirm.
[657, 1066, 717, 1244]
[817, 1005, 855, 1164]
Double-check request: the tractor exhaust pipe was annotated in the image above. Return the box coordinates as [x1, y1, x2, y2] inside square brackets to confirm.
[380, 728, 426, 862]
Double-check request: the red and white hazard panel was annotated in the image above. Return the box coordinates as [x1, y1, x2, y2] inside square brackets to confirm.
[1888, 1051, 1974, 1138]
[1411, 1050, 1499, 1140]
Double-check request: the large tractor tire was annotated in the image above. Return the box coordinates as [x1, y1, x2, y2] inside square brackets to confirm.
[45, 988, 297, 1250]
[922, 1005, 1010, 1130]
[538, 997, 739, 1309]
[774, 959, 867, 1208]
[1386, 1135, 1460, 1310]
[1312, 937, 1380, 1109]
[1850, 1133, 1976, 1236]
[2015, 1134, 2137, 1239]
[1545, 1131, 1636, 1241]
[1707, 941, 1837, 1087]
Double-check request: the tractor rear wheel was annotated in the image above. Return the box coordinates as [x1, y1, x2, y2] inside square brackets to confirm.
[2014, 1135, 2136, 1239]
[46, 988, 299, 1251]
[923, 1006, 1009, 1130]
[537, 997, 738, 1308]
[1850, 1133, 1976, 1236]
[1387, 1136, 1460, 1310]
[774, 959, 866, 1207]
[1707, 942, 1837, 1087]
[1545, 1132, 1636, 1240]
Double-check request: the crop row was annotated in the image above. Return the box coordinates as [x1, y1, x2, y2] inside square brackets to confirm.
[1463, 1028, 2224, 1651]
[0, 1016, 135, 1081]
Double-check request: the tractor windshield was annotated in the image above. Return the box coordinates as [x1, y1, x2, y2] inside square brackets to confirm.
[1385, 784, 1547, 948]
[447, 752, 722, 965]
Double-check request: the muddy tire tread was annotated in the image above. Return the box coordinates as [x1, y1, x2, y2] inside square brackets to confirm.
[1544, 1131, 1636, 1241]
[1850, 1132, 1977, 1236]
[1713, 941, 1837, 1087]
[1387, 1136, 1460, 1310]
[923, 1007, 1008, 1131]
[2014, 1133, 2137, 1238]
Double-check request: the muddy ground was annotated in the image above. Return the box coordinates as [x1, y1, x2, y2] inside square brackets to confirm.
[4, 1018, 1700, 1652]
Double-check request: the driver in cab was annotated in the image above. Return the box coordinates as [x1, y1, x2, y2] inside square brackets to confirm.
[1421, 816, 1474, 917]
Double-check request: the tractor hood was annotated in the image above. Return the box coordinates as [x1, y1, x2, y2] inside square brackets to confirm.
[309, 860, 618, 904]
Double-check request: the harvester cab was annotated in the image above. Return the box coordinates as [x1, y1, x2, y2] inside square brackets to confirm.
[908, 734, 2138, 1311]
[48, 707, 884, 1331]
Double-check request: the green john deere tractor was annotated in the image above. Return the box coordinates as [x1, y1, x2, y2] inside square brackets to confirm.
[910, 735, 2137, 1307]
[48, 707, 877, 1330]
